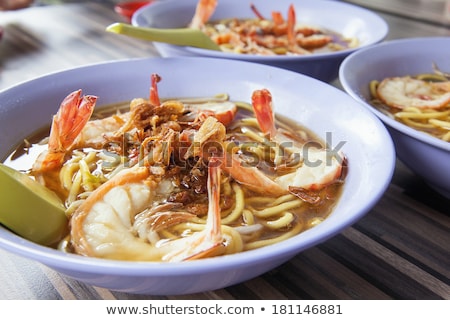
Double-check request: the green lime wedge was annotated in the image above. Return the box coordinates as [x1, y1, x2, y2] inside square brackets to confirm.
[0, 163, 68, 246]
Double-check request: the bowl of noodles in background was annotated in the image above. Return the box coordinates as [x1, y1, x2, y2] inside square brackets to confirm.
[339, 37, 450, 199]
[0, 57, 395, 295]
[131, 0, 388, 83]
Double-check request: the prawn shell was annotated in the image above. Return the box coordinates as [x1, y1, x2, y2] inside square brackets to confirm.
[376, 76, 450, 109]
[70, 166, 152, 257]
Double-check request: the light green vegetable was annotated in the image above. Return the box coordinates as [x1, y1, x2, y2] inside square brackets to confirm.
[106, 23, 221, 51]
[0, 163, 68, 246]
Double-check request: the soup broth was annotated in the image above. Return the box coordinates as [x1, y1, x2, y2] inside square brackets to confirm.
[4, 92, 346, 261]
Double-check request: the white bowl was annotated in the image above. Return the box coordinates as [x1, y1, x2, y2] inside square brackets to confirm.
[132, 0, 388, 83]
[339, 37, 450, 199]
[0, 57, 394, 294]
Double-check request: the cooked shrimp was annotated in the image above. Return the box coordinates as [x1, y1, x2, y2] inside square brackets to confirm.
[182, 101, 237, 127]
[377, 76, 450, 109]
[32, 89, 97, 174]
[191, 1, 354, 55]
[285, 4, 310, 54]
[286, 4, 295, 49]
[296, 34, 332, 50]
[72, 113, 129, 149]
[189, 0, 217, 29]
[70, 157, 238, 262]
[77, 74, 236, 150]
[223, 89, 345, 199]
[149, 73, 161, 106]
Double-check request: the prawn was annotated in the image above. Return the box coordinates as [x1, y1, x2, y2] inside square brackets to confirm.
[223, 89, 345, 202]
[377, 76, 450, 109]
[250, 4, 310, 55]
[32, 89, 97, 174]
[189, 0, 217, 29]
[70, 157, 236, 262]
[285, 5, 330, 53]
[75, 74, 237, 149]
[71, 74, 168, 149]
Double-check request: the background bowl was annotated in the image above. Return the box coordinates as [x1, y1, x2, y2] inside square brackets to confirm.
[0, 57, 394, 295]
[132, 0, 388, 83]
[339, 37, 450, 199]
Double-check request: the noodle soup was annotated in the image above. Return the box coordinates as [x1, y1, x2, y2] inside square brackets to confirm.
[369, 71, 450, 142]
[190, 1, 358, 56]
[201, 18, 358, 55]
[4, 88, 346, 262]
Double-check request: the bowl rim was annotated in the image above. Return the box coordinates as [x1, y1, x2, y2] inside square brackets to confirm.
[339, 36, 450, 152]
[0, 56, 395, 278]
[131, 0, 389, 60]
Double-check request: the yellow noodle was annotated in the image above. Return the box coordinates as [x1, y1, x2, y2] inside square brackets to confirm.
[79, 160, 94, 191]
[60, 161, 79, 191]
[241, 126, 265, 142]
[429, 118, 450, 129]
[221, 178, 232, 196]
[235, 101, 253, 112]
[396, 110, 450, 120]
[163, 93, 230, 104]
[264, 212, 295, 230]
[242, 209, 255, 225]
[221, 183, 245, 224]
[242, 126, 289, 164]
[245, 196, 275, 204]
[271, 194, 298, 206]
[307, 217, 324, 229]
[61, 150, 108, 208]
[402, 118, 436, 129]
[84, 151, 97, 164]
[442, 131, 450, 141]
[165, 222, 244, 254]
[65, 191, 91, 217]
[369, 80, 379, 99]
[247, 194, 296, 210]
[416, 73, 448, 81]
[253, 199, 303, 218]
[67, 170, 82, 207]
[65, 200, 84, 217]
[221, 226, 244, 254]
[173, 222, 205, 233]
[241, 118, 261, 128]
[158, 229, 180, 240]
[244, 220, 304, 251]
[246, 145, 267, 159]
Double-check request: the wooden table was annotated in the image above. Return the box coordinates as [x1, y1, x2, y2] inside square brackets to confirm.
[0, 1, 449, 299]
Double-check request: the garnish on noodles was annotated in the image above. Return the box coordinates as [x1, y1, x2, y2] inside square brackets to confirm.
[369, 64, 450, 142]
[4, 74, 347, 262]
[189, 0, 359, 55]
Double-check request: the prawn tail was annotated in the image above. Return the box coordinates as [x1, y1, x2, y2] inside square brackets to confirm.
[50, 89, 97, 152]
[287, 4, 296, 47]
[33, 89, 97, 173]
[179, 156, 226, 261]
[189, 0, 218, 29]
[149, 73, 161, 106]
[251, 89, 277, 137]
